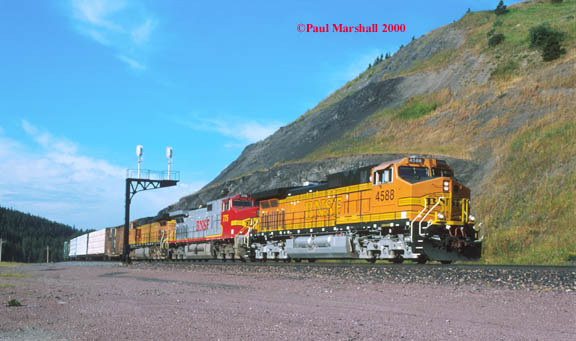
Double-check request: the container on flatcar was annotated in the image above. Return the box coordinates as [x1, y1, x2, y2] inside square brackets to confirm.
[68, 237, 77, 259]
[76, 234, 88, 257]
[87, 229, 106, 256]
[63, 241, 69, 260]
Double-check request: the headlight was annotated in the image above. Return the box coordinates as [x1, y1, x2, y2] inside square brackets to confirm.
[437, 213, 445, 220]
[443, 180, 450, 192]
[469, 215, 476, 222]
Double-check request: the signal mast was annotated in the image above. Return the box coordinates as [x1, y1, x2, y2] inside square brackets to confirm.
[123, 145, 179, 263]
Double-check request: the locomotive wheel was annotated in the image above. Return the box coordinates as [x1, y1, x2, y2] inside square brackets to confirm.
[416, 255, 427, 264]
[367, 257, 376, 263]
[391, 257, 404, 264]
[294, 259, 302, 263]
[440, 260, 453, 264]
[307, 259, 316, 263]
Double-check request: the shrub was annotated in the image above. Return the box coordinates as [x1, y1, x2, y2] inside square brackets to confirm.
[529, 23, 563, 49]
[529, 23, 566, 61]
[491, 59, 518, 79]
[7, 299, 21, 307]
[542, 39, 566, 61]
[488, 33, 505, 47]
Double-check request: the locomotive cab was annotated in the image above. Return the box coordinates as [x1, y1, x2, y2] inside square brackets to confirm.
[370, 156, 482, 262]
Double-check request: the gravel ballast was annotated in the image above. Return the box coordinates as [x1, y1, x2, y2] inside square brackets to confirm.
[1, 262, 574, 340]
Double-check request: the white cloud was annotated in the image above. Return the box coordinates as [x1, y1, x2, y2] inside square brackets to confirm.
[131, 18, 156, 45]
[0, 121, 201, 229]
[177, 114, 282, 145]
[70, 0, 126, 31]
[117, 55, 146, 70]
[22, 120, 78, 154]
[67, 0, 156, 70]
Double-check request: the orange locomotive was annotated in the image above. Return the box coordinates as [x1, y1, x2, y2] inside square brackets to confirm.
[129, 219, 176, 259]
[251, 156, 482, 263]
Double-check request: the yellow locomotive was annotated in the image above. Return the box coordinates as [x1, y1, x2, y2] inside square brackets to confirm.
[251, 156, 482, 263]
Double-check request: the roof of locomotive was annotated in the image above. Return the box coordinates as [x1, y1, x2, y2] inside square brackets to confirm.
[254, 157, 454, 201]
[372, 156, 452, 172]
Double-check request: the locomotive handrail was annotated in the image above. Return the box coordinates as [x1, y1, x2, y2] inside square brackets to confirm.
[419, 196, 444, 237]
[410, 201, 428, 244]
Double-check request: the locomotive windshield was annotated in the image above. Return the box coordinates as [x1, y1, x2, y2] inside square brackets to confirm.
[233, 200, 252, 208]
[398, 166, 430, 183]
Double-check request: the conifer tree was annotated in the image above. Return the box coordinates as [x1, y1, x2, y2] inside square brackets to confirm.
[495, 0, 509, 15]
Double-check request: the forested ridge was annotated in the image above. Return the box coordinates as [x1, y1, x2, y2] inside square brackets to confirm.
[0, 206, 82, 262]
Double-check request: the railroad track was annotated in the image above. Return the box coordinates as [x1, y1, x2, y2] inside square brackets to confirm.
[126, 260, 575, 292]
[131, 259, 573, 270]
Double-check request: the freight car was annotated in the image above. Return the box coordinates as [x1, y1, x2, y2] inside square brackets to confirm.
[250, 156, 482, 263]
[67, 227, 124, 260]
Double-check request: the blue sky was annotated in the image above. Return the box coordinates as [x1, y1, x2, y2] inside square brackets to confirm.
[0, 0, 521, 229]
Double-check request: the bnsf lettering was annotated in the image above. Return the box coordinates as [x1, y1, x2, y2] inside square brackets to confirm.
[196, 219, 210, 231]
[304, 198, 341, 219]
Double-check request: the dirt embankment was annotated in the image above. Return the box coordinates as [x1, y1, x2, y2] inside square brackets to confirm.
[1, 262, 574, 340]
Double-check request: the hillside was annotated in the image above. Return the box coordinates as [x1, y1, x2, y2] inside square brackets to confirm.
[0, 207, 82, 262]
[165, 0, 575, 264]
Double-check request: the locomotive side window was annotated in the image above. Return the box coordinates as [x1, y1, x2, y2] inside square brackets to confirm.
[398, 166, 430, 183]
[207, 204, 213, 212]
[373, 168, 393, 185]
[432, 168, 453, 178]
[223, 201, 229, 211]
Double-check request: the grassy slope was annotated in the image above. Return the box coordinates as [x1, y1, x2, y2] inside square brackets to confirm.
[292, 0, 576, 264]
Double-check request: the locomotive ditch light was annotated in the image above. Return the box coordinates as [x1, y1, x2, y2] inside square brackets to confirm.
[469, 215, 476, 222]
[437, 212, 445, 220]
[443, 180, 450, 192]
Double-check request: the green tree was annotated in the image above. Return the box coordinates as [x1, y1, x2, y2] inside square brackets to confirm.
[494, 1, 509, 15]
[0, 206, 82, 262]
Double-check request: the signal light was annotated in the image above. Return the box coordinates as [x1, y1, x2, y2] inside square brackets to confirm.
[443, 180, 450, 192]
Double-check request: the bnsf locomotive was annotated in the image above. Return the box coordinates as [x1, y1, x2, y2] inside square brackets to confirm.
[126, 156, 483, 263]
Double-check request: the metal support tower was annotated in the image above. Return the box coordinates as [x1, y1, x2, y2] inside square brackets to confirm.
[122, 175, 178, 263]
